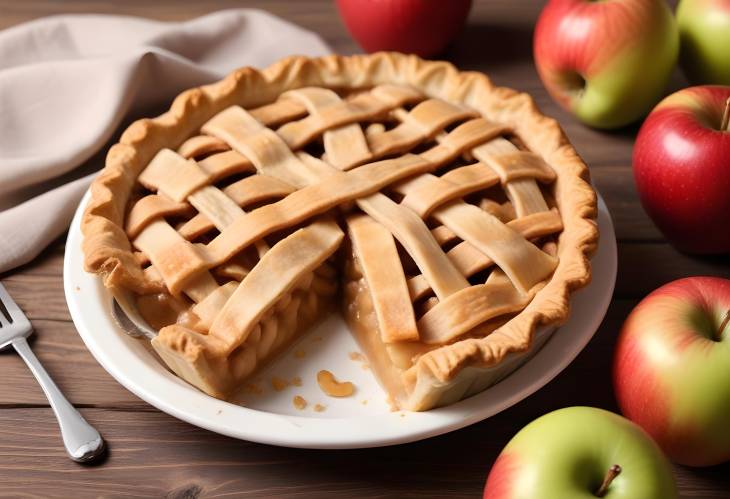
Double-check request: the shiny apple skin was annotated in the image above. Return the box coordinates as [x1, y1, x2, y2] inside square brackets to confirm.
[678, 0, 730, 85]
[614, 277, 730, 467]
[483, 407, 678, 499]
[633, 85, 730, 254]
[534, 0, 678, 129]
[335, 0, 472, 58]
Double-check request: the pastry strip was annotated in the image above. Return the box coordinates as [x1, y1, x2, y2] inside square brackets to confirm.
[133, 220, 211, 297]
[407, 209, 563, 301]
[178, 175, 297, 240]
[208, 219, 343, 349]
[431, 201, 557, 295]
[283, 88, 371, 170]
[417, 270, 530, 345]
[138, 149, 212, 202]
[276, 86, 422, 149]
[126, 195, 190, 238]
[177, 135, 230, 159]
[347, 215, 419, 343]
[473, 138, 550, 217]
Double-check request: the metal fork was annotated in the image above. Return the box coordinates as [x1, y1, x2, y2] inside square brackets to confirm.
[0, 282, 105, 463]
[111, 292, 156, 340]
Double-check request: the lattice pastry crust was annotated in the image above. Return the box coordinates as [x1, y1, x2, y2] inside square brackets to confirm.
[82, 53, 598, 411]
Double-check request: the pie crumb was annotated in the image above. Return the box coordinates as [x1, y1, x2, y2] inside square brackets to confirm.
[271, 376, 289, 391]
[294, 349, 307, 359]
[313, 404, 326, 412]
[317, 370, 355, 398]
[348, 351, 365, 362]
[291, 376, 302, 387]
[349, 351, 370, 371]
[361, 399, 368, 405]
[293, 395, 307, 410]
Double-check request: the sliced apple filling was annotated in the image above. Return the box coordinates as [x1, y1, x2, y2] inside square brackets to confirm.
[151, 221, 341, 398]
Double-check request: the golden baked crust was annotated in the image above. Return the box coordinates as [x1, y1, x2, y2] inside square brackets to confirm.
[82, 52, 598, 410]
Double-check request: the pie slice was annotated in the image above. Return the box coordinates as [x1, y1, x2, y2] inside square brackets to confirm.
[82, 53, 598, 411]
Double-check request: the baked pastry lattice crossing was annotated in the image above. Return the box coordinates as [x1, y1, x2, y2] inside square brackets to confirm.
[83, 54, 597, 411]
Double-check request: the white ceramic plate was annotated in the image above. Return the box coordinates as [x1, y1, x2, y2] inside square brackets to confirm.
[64, 190, 616, 449]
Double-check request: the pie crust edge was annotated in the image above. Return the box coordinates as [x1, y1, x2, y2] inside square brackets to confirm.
[81, 52, 599, 410]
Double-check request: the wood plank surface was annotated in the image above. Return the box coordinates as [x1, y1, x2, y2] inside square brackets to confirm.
[1, 405, 728, 499]
[0, 0, 727, 497]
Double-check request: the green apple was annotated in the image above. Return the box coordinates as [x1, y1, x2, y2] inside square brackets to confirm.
[534, 0, 679, 129]
[678, 0, 730, 85]
[483, 407, 678, 499]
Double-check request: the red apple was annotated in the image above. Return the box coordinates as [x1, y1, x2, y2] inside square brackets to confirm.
[614, 277, 730, 467]
[534, 0, 678, 129]
[633, 85, 730, 254]
[336, 0, 472, 58]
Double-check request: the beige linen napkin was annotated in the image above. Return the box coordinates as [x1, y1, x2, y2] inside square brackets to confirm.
[0, 9, 331, 273]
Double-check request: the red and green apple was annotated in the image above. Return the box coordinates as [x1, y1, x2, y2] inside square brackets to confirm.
[533, 0, 678, 129]
[677, 0, 730, 85]
[614, 277, 730, 467]
[483, 407, 678, 498]
[633, 85, 730, 254]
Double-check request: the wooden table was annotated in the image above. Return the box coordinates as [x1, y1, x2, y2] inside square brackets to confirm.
[1, 1, 729, 497]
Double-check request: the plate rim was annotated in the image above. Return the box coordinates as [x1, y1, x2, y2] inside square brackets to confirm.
[64, 190, 617, 449]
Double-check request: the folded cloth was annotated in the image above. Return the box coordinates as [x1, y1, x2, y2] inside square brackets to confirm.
[0, 10, 331, 273]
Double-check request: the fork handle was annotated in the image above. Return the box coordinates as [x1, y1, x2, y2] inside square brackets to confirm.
[12, 337, 105, 462]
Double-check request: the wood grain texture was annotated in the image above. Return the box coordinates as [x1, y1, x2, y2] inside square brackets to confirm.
[0, 405, 727, 499]
[0, 0, 727, 497]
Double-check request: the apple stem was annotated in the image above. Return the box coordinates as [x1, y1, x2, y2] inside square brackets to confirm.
[722, 97, 730, 132]
[595, 464, 622, 497]
[717, 310, 730, 342]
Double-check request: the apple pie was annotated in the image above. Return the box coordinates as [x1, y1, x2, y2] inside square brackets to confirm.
[82, 53, 598, 411]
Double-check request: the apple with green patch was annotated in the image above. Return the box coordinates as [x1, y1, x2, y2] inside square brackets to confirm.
[483, 407, 677, 498]
[614, 277, 730, 467]
[533, 0, 678, 129]
[677, 0, 730, 85]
